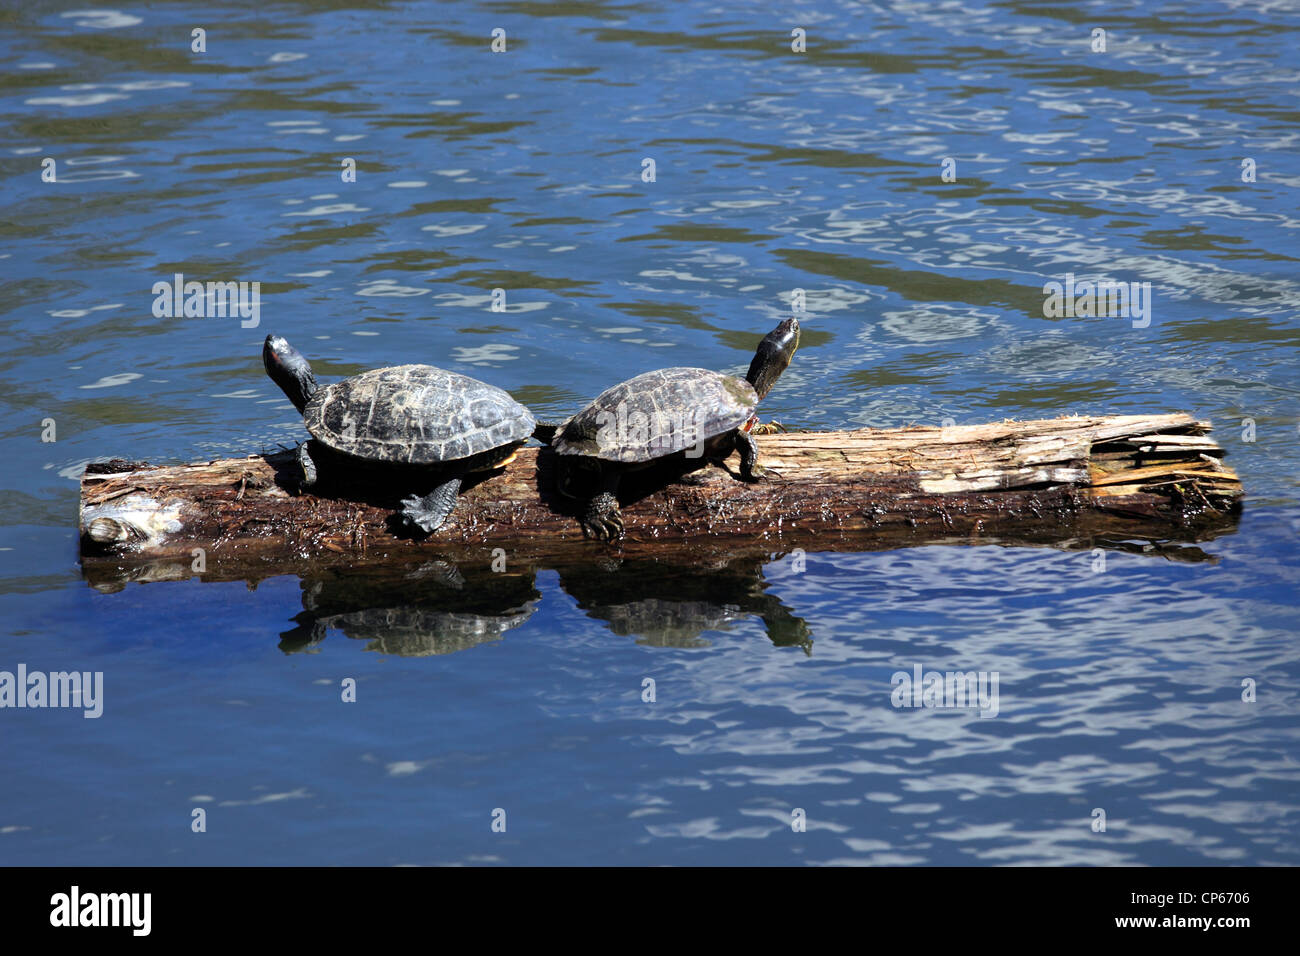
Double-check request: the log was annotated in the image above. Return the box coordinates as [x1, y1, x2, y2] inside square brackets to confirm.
[78, 413, 1242, 589]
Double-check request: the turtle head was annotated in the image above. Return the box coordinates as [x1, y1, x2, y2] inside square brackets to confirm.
[262, 334, 318, 413]
[745, 316, 800, 400]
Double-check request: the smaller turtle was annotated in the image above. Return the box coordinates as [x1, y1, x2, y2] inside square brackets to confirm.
[546, 316, 799, 540]
[262, 335, 535, 533]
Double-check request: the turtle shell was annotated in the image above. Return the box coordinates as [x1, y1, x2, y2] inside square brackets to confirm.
[303, 365, 535, 465]
[553, 367, 756, 464]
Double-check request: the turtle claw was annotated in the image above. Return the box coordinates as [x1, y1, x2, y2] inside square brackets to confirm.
[582, 514, 625, 542]
[740, 459, 782, 483]
[399, 477, 462, 535]
[399, 496, 445, 534]
[582, 492, 624, 541]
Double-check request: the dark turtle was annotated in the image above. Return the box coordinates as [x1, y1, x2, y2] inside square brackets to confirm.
[546, 316, 799, 539]
[262, 335, 535, 533]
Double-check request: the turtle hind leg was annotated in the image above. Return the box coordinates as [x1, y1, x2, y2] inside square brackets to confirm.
[581, 473, 624, 541]
[583, 492, 624, 541]
[399, 476, 462, 534]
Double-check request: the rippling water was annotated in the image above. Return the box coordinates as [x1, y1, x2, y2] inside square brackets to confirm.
[1, 1, 1297, 865]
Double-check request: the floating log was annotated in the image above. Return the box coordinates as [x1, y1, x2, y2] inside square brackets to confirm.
[79, 413, 1243, 589]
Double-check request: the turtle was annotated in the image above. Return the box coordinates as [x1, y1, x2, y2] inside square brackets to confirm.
[261, 334, 535, 533]
[544, 316, 799, 540]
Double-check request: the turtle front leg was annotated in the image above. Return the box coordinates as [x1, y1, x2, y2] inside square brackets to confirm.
[399, 476, 462, 534]
[582, 472, 624, 541]
[297, 442, 319, 489]
[736, 429, 780, 482]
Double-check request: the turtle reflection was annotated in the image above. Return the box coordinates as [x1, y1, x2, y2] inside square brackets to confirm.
[279, 560, 539, 657]
[557, 555, 812, 654]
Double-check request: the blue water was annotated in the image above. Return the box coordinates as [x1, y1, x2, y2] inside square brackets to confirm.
[2, 0, 1298, 865]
